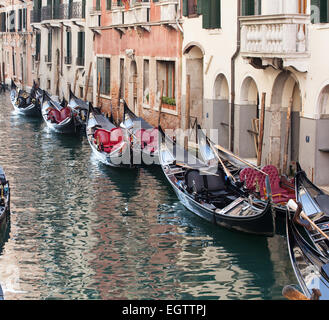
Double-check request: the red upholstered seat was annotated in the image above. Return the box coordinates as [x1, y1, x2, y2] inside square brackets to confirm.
[259, 165, 295, 204]
[60, 107, 71, 121]
[94, 128, 123, 153]
[47, 109, 62, 123]
[239, 167, 262, 192]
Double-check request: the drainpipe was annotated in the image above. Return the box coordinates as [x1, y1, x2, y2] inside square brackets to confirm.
[176, 0, 183, 34]
[230, 0, 241, 152]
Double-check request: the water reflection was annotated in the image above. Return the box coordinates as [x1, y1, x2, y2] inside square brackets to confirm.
[0, 92, 296, 300]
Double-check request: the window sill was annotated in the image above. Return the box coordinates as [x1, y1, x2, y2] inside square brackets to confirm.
[207, 28, 222, 35]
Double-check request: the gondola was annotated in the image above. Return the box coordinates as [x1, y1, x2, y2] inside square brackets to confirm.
[41, 91, 82, 134]
[86, 103, 133, 168]
[158, 127, 275, 236]
[68, 89, 89, 127]
[292, 162, 329, 257]
[10, 80, 43, 117]
[0, 166, 10, 227]
[120, 100, 159, 165]
[286, 207, 329, 300]
[197, 125, 295, 218]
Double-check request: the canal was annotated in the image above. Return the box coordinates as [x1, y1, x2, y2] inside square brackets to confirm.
[0, 92, 296, 300]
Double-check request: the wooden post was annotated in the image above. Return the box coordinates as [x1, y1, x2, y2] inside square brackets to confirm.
[157, 80, 164, 128]
[73, 68, 79, 95]
[184, 75, 191, 150]
[283, 98, 293, 175]
[97, 71, 101, 107]
[257, 93, 266, 167]
[84, 62, 92, 101]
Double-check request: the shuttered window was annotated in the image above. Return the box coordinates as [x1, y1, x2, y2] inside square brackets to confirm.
[47, 31, 52, 62]
[202, 0, 220, 29]
[97, 57, 111, 96]
[36, 33, 41, 61]
[96, 0, 101, 10]
[241, 0, 261, 15]
[66, 31, 72, 64]
[106, 0, 112, 10]
[77, 31, 85, 66]
[311, 0, 329, 23]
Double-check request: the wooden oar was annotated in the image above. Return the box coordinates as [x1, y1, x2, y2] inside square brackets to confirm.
[175, 162, 220, 177]
[287, 199, 329, 241]
[208, 139, 236, 182]
[214, 143, 268, 176]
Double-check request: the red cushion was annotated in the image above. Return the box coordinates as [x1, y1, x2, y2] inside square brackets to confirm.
[94, 128, 123, 153]
[47, 109, 61, 123]
[239, 167, 262, 192]
[60, 107, 72, 121]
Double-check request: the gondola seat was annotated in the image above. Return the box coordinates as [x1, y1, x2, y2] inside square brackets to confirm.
[259, 165, 295, 204]
[185, 169, 229, 199]
[60, 107, 71, 121]
[239, 167, 262, 192]
[94, 128, 123, 153]
[47, 109, 62, 123]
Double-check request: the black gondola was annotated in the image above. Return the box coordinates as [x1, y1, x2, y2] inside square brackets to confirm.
[158, 127, 275, 236]
[10, 80, 43, 117]
[86, 103, 133, 168]
[286, 207, 329, 300]
[292, 162, 329, 257]
[68, 89, 89, 126]
[0, 166, 10, 227]
[120, 100, 159, 165]
[197, 125, 296, 218]
[41, 91, 82, 134]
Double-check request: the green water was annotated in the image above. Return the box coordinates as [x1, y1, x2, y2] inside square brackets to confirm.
[0, 92, 296, 300]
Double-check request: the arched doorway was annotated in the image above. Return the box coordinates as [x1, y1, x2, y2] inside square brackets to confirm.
[184, 44, 204, 126]
[238, 76, 259, 158]
[269, 71, 302, 173]
[315, 84, 329, 185]
[213, 73, 230, 148]
[129, 60, 138, 114]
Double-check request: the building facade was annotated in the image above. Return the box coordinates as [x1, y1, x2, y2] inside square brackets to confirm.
[182, 0, 329, 186]
[91, 0, 183, 129]
[30, 0, 93, 101]
[0, 0, 34, 89]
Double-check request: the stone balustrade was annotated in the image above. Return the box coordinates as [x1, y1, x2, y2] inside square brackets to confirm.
[240, 14, 309, 56]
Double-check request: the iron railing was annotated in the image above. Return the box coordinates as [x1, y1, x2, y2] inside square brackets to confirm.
[38, 2, 85, 22]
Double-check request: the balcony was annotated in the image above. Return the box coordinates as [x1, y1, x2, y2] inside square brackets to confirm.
[36, 2, 85, 23]
[240, 14, 310, 72]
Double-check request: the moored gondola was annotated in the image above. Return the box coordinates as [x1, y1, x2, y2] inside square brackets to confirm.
[197, 125, 296, 219]
[41, 91, 82, 134]
[291, 162, 329, 258]
[68, 89, 89, 127]
[120, 100, 159, 165]
[10, 80, 43, 117]
[86, 103, 133, 168]
[158, 127, 275, 236]
[286, 206, 329, 300]
[0, 166, 10, 227]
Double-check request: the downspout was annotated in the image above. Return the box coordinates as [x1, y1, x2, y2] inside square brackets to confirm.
[176, 0, 183, 34]
[230, 0, 241, 152]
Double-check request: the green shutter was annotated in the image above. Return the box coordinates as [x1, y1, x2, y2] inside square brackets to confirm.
[48, 31, 52, 61]
[210, 0, 221, 28]
[183, 0, 188, 16]
[66, 31, 71, 58]
[197, 0, 202, 14]
[105, 58, 111, 95]
[311, 0, 321, 23]
[106, 0, 111, 10]
[202, 0, 210, 29]
[320, 0, 328, 22]
[242, 0, 255, 16]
